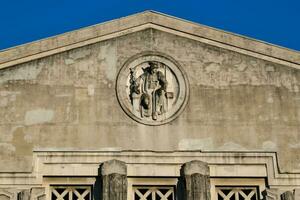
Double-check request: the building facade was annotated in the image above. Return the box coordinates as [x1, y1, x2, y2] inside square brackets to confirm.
[0, 11, 300, 200]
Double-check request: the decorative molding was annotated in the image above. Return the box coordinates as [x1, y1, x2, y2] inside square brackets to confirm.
[0, 11, 299, 71]
[0, 151, 300, 187]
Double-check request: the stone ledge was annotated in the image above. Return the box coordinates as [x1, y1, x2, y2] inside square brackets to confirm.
[0, 11, 299, 69]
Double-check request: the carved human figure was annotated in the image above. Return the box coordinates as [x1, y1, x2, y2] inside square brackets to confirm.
[130, 61, 168, 120]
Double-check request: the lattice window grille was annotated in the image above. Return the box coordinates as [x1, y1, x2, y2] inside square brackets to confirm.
[51, 186, 91, 200]
[216, 187, 258, 200]
[133, 186, 175, 200]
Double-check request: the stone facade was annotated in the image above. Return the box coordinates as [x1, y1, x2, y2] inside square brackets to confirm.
[0, 11, 300, 200]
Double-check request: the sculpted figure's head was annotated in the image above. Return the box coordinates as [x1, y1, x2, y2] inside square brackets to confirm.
[148, 61, 159, 74]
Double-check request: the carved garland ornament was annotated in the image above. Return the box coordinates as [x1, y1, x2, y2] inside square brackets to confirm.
[116, 53, 189, 125]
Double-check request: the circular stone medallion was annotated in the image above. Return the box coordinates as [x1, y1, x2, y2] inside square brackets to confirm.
[116, 53, 189, 125]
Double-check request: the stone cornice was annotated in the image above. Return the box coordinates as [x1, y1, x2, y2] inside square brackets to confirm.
[0, 11, 299, 70]
[0, 150, 300, 187]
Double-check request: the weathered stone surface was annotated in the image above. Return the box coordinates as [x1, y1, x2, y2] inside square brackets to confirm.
[13, 187, 45, 200]
[262, 189, 280, 200]
[100, 160, 127, 200]
[101, 159, 127, 176]
[0, 189, 18, 200]
[101, 174, 127, 200]
[0, 14, 299, 175]
[182, 160, 210, 176]
[29, 188, 45, 200]
[181, 160, 210, 200]
[281, 191, 294, 200]
[18, 190, 30, 200]
[294, 189, 300, 200]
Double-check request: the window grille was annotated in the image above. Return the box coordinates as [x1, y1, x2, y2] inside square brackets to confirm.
[51, 186, 91, 200]
[216, 187, 258, 200]
[133, 186, 175, 200]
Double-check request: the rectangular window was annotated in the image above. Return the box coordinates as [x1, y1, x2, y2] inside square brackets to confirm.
[216, 187, 258, 200]
[133, 186, 175, 200]
[51, 186, 92, 200]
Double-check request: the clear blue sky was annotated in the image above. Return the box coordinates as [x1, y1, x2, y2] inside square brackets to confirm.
[1, 0, 300, 51]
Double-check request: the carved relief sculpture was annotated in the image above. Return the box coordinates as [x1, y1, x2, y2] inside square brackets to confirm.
[117, 53, 188, 125]
[129, 61, 169, 120]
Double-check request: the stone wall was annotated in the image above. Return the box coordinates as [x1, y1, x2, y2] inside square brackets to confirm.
[0, 28, 299, 172]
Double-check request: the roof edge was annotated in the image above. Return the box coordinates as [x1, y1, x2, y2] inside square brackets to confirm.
[149, 10, 300, 54]
[0, 10, 299, 68]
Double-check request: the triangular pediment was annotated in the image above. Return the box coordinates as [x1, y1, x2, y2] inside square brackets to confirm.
[0, 11, 299, 70]
[0, 10, 300, 178]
